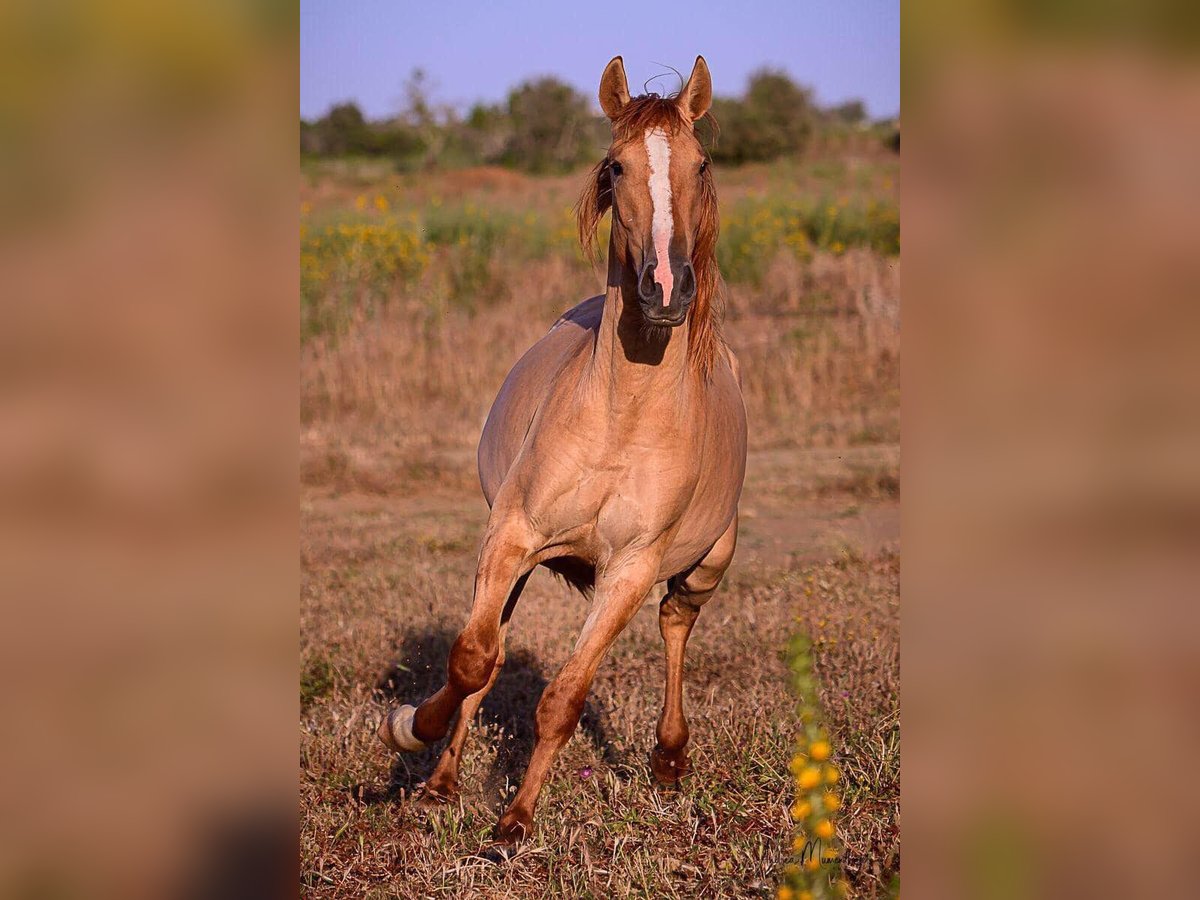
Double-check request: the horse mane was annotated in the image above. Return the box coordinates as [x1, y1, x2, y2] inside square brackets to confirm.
[575, 95, 726, 378]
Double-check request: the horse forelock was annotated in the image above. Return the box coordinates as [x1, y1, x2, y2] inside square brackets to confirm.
[573, 95, 725, 377]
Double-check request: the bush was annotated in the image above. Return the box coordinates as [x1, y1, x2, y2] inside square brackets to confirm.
[706, 68, 815, 164]
[302, 69, 872, 170]
[301, 101, 424, 159]
[719, 197, 900, 282]
[300, 213, 429, 339]
[501, 77, 604, 174]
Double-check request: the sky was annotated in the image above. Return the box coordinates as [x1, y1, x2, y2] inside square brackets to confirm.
[301, 0, 899, 121]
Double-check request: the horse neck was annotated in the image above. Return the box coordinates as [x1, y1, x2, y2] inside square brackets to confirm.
[590, 235, 692, 408]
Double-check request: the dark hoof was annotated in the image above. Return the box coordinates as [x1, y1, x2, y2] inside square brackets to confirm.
[493, 809, 533, 845]
[478, 843, 520, 864]
[415, 784, 456, 808]
[650, 744, 692, 785]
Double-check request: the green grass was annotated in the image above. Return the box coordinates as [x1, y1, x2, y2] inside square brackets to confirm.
[302, 657, 337, 711]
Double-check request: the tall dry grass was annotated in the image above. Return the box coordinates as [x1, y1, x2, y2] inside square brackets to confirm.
[301, 243, 898, 490]
[300, 156, 898, 489]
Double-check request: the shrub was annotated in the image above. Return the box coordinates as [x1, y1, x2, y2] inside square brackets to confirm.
[300, 212, 429, 339]
[706, 69, 815, 164]
[501, 77, 603, 174]
[719, 197, 900, 283]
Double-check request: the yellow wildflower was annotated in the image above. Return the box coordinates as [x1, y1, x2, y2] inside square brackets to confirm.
[803, 857, 820, 872]
[815, 819, 835, 840]
[823, 791, 840, 812]
[789, 756, 806, 777]
[809, 740, 830, 762]
[354, 194, 366, 211]
[824, 765, 840, 784]
[791, 800, 811, 821]
[797, 766, 821, 790]
[792, 834, 807, 852]
[777, 887, 794, 900]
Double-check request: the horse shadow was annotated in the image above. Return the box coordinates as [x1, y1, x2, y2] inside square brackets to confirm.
[355, 624, 626, 807]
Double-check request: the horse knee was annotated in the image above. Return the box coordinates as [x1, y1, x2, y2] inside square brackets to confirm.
[448, 631, 498, 695]
[535, 679, 586, 745]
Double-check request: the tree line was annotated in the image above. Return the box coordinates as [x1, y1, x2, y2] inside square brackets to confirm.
[301, 68, 898, 173]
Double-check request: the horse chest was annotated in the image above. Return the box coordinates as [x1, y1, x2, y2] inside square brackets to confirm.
[515, 434, 695, 550]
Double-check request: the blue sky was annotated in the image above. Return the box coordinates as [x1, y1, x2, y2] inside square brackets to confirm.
[301, 0, 899, 121]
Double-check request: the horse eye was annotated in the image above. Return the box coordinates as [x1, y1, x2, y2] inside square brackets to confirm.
[609, 160, 623, 178]
[699, 160, 709, 175]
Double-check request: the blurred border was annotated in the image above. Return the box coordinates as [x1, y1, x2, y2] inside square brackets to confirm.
[4, 0, 1200, 896]
[0, 2, 297, 897]
[904, 2, 1200, 897]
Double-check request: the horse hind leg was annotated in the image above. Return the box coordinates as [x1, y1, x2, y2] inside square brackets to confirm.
[380, 521, 533, 754]
[650, 515, 737, 785]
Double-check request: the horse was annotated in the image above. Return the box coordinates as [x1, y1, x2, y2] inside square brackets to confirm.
[379, 55, 748, 844]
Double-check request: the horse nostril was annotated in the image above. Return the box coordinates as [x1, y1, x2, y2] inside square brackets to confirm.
[638, 263, 658, 301]
[678, 262, 696, 302]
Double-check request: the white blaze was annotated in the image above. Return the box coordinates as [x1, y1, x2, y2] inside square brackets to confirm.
[644, 127, 674, 305]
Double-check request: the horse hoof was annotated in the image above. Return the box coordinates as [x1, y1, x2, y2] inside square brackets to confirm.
[494, 809, 532, 845]
[378, 704, 426, 753]
[416, 782, 456, 807]
[650, 745, 692, 785]
[478, 843, 519, 864]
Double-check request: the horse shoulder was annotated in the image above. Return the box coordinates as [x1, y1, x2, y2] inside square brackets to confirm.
[477, 297, 602, 502]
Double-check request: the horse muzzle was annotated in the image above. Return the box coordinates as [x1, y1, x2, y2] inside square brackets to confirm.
[637, 252, 696, 328]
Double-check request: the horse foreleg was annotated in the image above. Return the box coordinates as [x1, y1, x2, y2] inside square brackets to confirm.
[493, 559, 659, 843]
[651, 514, 737, 784]
[380, 521, 534, 752]
[422, 574, 528, 800]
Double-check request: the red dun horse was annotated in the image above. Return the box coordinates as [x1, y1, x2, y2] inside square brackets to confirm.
[380, 55, 747, 843]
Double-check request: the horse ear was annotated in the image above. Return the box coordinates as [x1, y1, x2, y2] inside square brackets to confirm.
[599, 56, 631, 120]
[677, 55, 712, 123]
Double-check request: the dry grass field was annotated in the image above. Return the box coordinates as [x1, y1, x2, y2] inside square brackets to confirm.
[300, 152, 899, 898]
